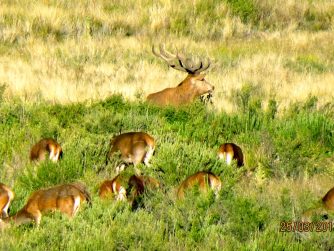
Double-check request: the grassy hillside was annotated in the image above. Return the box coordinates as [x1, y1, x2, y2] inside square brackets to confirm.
[0, 0, 334, 250]
[1, 0, 334, 112]
[0, 96, 333, 250]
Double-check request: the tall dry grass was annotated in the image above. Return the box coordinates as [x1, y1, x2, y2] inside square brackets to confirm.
[0, 0, 333, 112]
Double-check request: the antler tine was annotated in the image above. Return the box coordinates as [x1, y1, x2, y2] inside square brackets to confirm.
[152, 44, 188, 73]
[152, 45, 170, 62]
[152, 44, 211, 74]
[160, 44, 177, 59]
[160, 45, 192, 73]
[193, 58, 211, 74]
[152, 45, 159, 57]
[184, 57, 203, 74]
[176, 49, 211, 74]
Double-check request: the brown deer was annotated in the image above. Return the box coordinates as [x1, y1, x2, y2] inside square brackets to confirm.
[136, 175, 160, 190]
[2, 182, 91, 226]
[218, 143, 244, 167]
[147, 44, 214, 107]
[30, 138, 63, 163]
[106, 132, 155, 172]
[99, 174, 160, 209]
[99, 175, 127, 201]
[0, 183, 14, 219]
[302, 186, 334, 220]
[177, 171, 222, 200]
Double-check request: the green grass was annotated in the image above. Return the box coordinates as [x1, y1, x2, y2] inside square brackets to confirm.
[284, 54, 332, 74]
[1, 0, 334, 249]
[0, 95, 333, 250]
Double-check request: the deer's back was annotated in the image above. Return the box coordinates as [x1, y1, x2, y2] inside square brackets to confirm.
[322, 187, 334, 210]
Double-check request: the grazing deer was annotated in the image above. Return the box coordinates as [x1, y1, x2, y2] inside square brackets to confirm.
[302, 186, 334, 220]
[0, 183, 14, 219]
[218, 143, 244, 167]
[30, 138, 63, 163]
[177, 171, 222, 200]
[99, 174, 160, 209]
[147, 44, 214, 107]
[127, 175, 145, 208]
[99, 175, 127, 201]
[3, 182, 91, 226]
[136, 175, 160, 190]
[106, 132, 155, 171]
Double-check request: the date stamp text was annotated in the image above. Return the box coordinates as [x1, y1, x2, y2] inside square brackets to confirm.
[280, 221, 333, 232]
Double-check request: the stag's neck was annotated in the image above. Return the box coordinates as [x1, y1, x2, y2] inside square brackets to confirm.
[177, 76, 199, 101]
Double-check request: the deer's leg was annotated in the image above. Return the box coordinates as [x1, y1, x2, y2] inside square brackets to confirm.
[143, 146, 155, 167]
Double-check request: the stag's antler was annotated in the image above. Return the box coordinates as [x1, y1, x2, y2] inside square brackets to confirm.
[152, 44, 210, 75]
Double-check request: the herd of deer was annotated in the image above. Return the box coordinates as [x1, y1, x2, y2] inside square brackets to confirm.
[0, 45, 333, 229]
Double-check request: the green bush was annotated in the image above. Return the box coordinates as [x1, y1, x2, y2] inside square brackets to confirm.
[285, 55, 329, 74]
[225, 0, 259, 24]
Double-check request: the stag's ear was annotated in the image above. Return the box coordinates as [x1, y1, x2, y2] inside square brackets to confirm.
[194, 74, 206, 81]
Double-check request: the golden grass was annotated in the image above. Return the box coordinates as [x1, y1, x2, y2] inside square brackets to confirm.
[0, 0, 333, 113]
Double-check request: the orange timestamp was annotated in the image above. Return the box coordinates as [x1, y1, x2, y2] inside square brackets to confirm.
[280, 221, 333, 232]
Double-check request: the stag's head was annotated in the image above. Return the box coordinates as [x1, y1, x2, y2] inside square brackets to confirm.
[148, 45, 214, 106]
[184, 73, 214, 97]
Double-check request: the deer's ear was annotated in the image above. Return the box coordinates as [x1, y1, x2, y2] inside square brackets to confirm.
[195, 74, 206, 81]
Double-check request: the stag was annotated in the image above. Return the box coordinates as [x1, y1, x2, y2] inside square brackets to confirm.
[147, 45, 214, 107]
